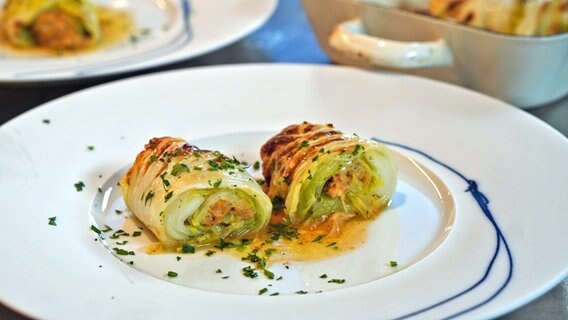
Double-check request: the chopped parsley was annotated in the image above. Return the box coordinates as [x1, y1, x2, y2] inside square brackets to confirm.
[109, 229, 129, 239]
[144, 191, 155, 205]
[90, 225, 101, 234]
[295, 290, 308, 295]
[205, 250, 216, 257]
[160, 172, 170, 189]
[269, 222, 298, 241]
[242, 250, 267, 269]
[167, 271, 178, 278]
[269, 292, 280, 296]
[319, 274, 328, 279]
[263, 270, 275, 280]
[182, 244, 195, 254]
[74, 181, 85, 192]
[132, 231, 142, 237]
[164, 191, 174, 202]
[171, 163, 190, 176]
[253, 161, 260, 170]
[352, 144, 362, 156]
[258, 288, 268, 295]
[215, 269, 222, 274]
[207, 159, 222, 171]
[48, 216, 57, 226]
[328, 279, 346, 284]
[297, 140, 310, 150]
[210, 178, 222, 188]
[42, 119, 50, 124]
[271, 196, 286, 211]
[311, 235, 325, 243]
[176, 256, 181, 261]
[87, 146, 95, 151]
[390, 261, 398, 267]
[242, 266, 258, 278]
[148, 155, 159, 163]
[113, 248, 134, 256]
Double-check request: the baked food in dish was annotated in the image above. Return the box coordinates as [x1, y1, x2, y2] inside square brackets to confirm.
[120, 137, 272, 249]
[1, 0, 101, 50]
[261, 122, 397, 232]
[429, 0, 568, 36]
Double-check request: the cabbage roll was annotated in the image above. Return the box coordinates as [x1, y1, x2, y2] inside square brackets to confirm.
[120, 137, 272, 248]
[261, 123, 397, 229]
[1, 0, 101, 49]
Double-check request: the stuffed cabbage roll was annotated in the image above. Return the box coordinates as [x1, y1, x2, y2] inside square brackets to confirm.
[1, 0, 101, 50]
[120, 137, 272, 248]
[261, 123, 397, 230]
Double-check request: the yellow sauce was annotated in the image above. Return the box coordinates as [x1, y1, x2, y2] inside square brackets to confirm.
[145, 214, 377, 265]
[260, 217, 371, 263]
[0, 6, 133, 56]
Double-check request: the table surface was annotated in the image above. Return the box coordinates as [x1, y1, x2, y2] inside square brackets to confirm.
[0, 1, 567, 319]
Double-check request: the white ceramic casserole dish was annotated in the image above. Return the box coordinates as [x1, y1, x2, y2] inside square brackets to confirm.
[302, 0, 568, 108]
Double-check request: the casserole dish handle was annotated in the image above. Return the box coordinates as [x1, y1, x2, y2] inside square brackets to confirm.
[329, 18, 453, 68]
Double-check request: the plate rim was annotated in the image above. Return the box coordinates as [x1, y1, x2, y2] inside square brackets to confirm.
[0, 63, 567, 320]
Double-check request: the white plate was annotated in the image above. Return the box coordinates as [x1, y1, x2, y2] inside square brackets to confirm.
[0, 64, 566, 319]
[0, 0, 276, 82]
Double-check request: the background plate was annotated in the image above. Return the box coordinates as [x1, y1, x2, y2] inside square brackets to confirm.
[0, 0, 276, 82]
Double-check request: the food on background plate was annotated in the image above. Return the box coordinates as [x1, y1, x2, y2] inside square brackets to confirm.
[261, 122, 397, 236]
[0, 0, 133, 54]
[120, 137, 272, 252]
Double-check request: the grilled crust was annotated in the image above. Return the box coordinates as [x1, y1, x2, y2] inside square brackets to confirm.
[260, 122, 353, 200]
[121, 137, 197, 188]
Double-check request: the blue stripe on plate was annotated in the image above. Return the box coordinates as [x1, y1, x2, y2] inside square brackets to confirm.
[372, 138, 514, 320]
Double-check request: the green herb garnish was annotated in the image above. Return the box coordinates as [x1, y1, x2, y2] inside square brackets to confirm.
[271, 196, 285, 211]
[171, 163, 190, 176]
[242, 266, 258, 278]
[311, 235, 325, 243]
[144, 191, 155, 205]
[48, 216, 57, 226]
[91, 225, 101, 234]
[167, 271, 178, 278]
[297, 140, 310, 150]
[74, 181, 85, 192]
[328, 279, 346, 284]
[182, 244, 195, 253]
